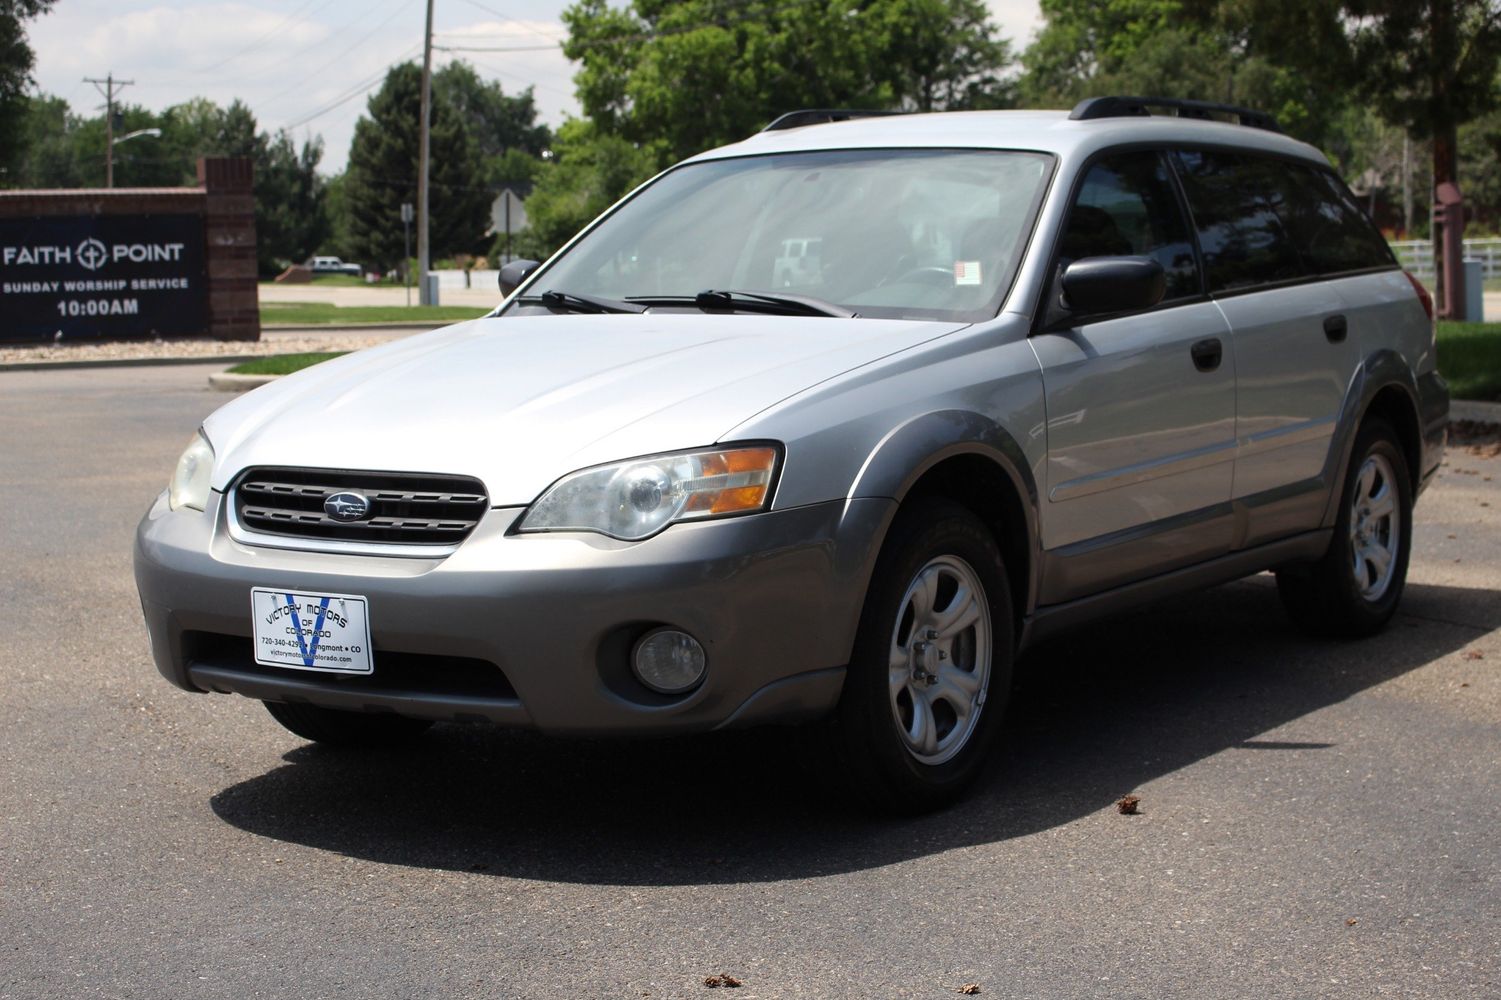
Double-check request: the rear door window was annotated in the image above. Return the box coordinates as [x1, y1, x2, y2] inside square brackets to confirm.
[1172, 150, 1306, 292]
[1061, 150, 1200, 301]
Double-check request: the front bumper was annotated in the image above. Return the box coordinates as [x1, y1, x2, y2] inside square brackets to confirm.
[134, 492, 894, 735]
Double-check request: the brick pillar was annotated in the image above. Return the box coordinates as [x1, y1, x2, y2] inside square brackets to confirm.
[199, 156, 260, 341]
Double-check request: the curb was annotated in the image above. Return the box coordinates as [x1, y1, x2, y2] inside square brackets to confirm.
[1, 355, 262, 373]
[208, 371, 280, 392]
[262, 322, 445, 334]
[1450, 399, 1501, 425]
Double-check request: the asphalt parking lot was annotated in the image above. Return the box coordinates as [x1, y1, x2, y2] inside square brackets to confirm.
[2, 364, 1497, 1000]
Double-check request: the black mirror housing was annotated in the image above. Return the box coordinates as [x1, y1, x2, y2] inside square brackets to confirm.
[499, 259, 542, 297]
[1059, 256, 1167, 316]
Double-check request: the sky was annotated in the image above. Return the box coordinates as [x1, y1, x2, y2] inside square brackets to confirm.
[28, 0, 1044, 175]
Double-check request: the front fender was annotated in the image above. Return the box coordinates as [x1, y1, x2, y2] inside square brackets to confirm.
[848, 409, 1043, 616]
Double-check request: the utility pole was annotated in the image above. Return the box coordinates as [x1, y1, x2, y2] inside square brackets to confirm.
[85, 73, 134, 188]
[416, 0, 434, 305]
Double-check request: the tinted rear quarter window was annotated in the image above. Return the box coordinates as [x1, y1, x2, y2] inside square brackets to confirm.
[1296, 169, 1396, 274]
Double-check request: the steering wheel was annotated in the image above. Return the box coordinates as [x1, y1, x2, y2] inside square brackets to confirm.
[891, 265, 956, 287]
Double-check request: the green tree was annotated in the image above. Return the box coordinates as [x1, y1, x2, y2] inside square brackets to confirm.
[254, 131, 330, 274]
[0, 0, 56, 178]
[435, 61, 552, 159]
[343, 61, 490, 273]
[511, 119, 657, 261]
[1019, 0, 1353, 151]
[563, 0, 1016, 164]
[1343, 1, 1501, 203]
[3, 93, 85, 187]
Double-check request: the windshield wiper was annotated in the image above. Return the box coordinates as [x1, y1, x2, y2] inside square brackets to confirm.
[626, 289, 856, 318]
[518, 289, 647, 314]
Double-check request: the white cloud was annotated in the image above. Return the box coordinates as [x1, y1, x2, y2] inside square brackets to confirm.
[26, 0, 1043, 175]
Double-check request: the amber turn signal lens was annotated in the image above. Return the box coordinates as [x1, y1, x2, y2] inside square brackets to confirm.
[682, 447, 776, 514]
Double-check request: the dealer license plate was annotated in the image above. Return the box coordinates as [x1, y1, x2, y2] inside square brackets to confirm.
[251, 588, 373, 674]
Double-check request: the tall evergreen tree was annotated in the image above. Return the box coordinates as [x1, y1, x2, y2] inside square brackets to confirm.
[343, 62, 489, 272]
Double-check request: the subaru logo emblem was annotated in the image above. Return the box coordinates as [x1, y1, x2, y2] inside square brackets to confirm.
[324, 491, 371, 522]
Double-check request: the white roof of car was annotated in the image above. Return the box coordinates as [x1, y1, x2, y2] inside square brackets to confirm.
[691, 109, 1330, 168]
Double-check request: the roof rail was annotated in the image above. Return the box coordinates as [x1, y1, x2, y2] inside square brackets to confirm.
[1069, 96, 1282, 133]
[762, 109, 904, 132]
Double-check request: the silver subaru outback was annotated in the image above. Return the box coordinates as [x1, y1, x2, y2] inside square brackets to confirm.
[135, 97, 1448, 809]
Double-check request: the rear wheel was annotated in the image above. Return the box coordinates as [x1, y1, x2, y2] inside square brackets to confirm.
[835, 498, 1013, 812]
[263, 700, 433, 747]
[1276, 419, 1412, 637]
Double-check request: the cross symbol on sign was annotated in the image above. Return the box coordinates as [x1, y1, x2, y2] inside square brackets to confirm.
[76, 238, 108, 271]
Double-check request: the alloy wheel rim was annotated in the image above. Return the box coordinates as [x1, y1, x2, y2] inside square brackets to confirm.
[1349, 452, 1401, 602]
[887, 555, 992, 766]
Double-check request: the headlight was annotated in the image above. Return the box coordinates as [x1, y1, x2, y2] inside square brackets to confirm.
[519, 445, 779, 540]
[168, 430, 215, 511]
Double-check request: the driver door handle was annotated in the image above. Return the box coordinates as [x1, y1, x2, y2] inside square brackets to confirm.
[1190, 337, 1223, 372]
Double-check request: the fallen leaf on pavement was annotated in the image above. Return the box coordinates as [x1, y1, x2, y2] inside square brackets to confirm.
[957, 984, 982, 995]
[1346, 918, 1358, 927]
[704, 974, 742, 989]
[1462, 650, 1484, 660]
[1117, 795, 1141, 815]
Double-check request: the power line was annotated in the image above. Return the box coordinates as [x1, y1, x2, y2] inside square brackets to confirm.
[255, 0, 416, 115]
[181, 0, 337, 77]
[453, 0, 566, 44]
[433, 43, 562, 53]
[278, 46, 421, 131]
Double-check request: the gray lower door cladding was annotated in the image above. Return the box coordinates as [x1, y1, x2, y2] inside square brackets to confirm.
[1037, 477, 1332, 606]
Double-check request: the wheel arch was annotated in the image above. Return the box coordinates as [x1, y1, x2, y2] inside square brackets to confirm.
[1322, 351, 1424, 526]
[849, 410, 1041, 635]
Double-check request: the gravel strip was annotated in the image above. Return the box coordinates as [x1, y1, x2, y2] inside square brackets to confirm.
[0, 334, 403, 366]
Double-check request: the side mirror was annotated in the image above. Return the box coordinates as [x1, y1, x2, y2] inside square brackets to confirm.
[499, 259, 541, 297]
[1059, 256, 1166, 316]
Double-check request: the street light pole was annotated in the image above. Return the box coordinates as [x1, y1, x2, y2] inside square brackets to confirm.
[416, 0, 434, 305]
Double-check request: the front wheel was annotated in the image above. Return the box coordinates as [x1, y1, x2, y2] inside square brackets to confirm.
[834, 498, 1014, 812]
[1276, 419, 1413, 637]
[263, 700, 433, 747]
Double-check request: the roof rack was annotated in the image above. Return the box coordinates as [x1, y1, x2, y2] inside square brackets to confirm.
[1069, 96, 1282, 133]
[762, 109, 905, 132]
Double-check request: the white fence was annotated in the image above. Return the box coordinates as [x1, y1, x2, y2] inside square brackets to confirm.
[432, 268, 500, 290]
[1391, 239, 1501, 280]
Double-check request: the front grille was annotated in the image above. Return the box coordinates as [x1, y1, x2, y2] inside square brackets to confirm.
[233, 467, 489, 545]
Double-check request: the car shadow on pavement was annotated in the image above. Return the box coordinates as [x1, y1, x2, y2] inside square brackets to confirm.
[209, 578, 1497, 885]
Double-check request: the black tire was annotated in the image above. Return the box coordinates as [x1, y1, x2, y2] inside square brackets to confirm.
[263, 700, 433, 747]
[1276, 419, 1413, 638]
[834, 497, 1014, 813]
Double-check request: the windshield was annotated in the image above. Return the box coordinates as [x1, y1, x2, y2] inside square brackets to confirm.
[511, 148, 1053, 322]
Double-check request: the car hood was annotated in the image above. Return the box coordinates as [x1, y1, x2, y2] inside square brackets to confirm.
[204, 313, 966, 504]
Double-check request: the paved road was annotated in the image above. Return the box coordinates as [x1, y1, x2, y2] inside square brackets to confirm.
[2, 365, 1497, 1000]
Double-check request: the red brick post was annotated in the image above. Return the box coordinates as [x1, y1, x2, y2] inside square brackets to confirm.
[198, 157, 260, 341]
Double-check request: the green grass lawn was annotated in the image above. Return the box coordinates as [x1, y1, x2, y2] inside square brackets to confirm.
[228, 352, 348, 376]
[260, 301, 489, 326]
[1437, 321, 1501, 402]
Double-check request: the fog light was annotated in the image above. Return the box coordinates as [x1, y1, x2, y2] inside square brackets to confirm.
[631, 628, 706, 695]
